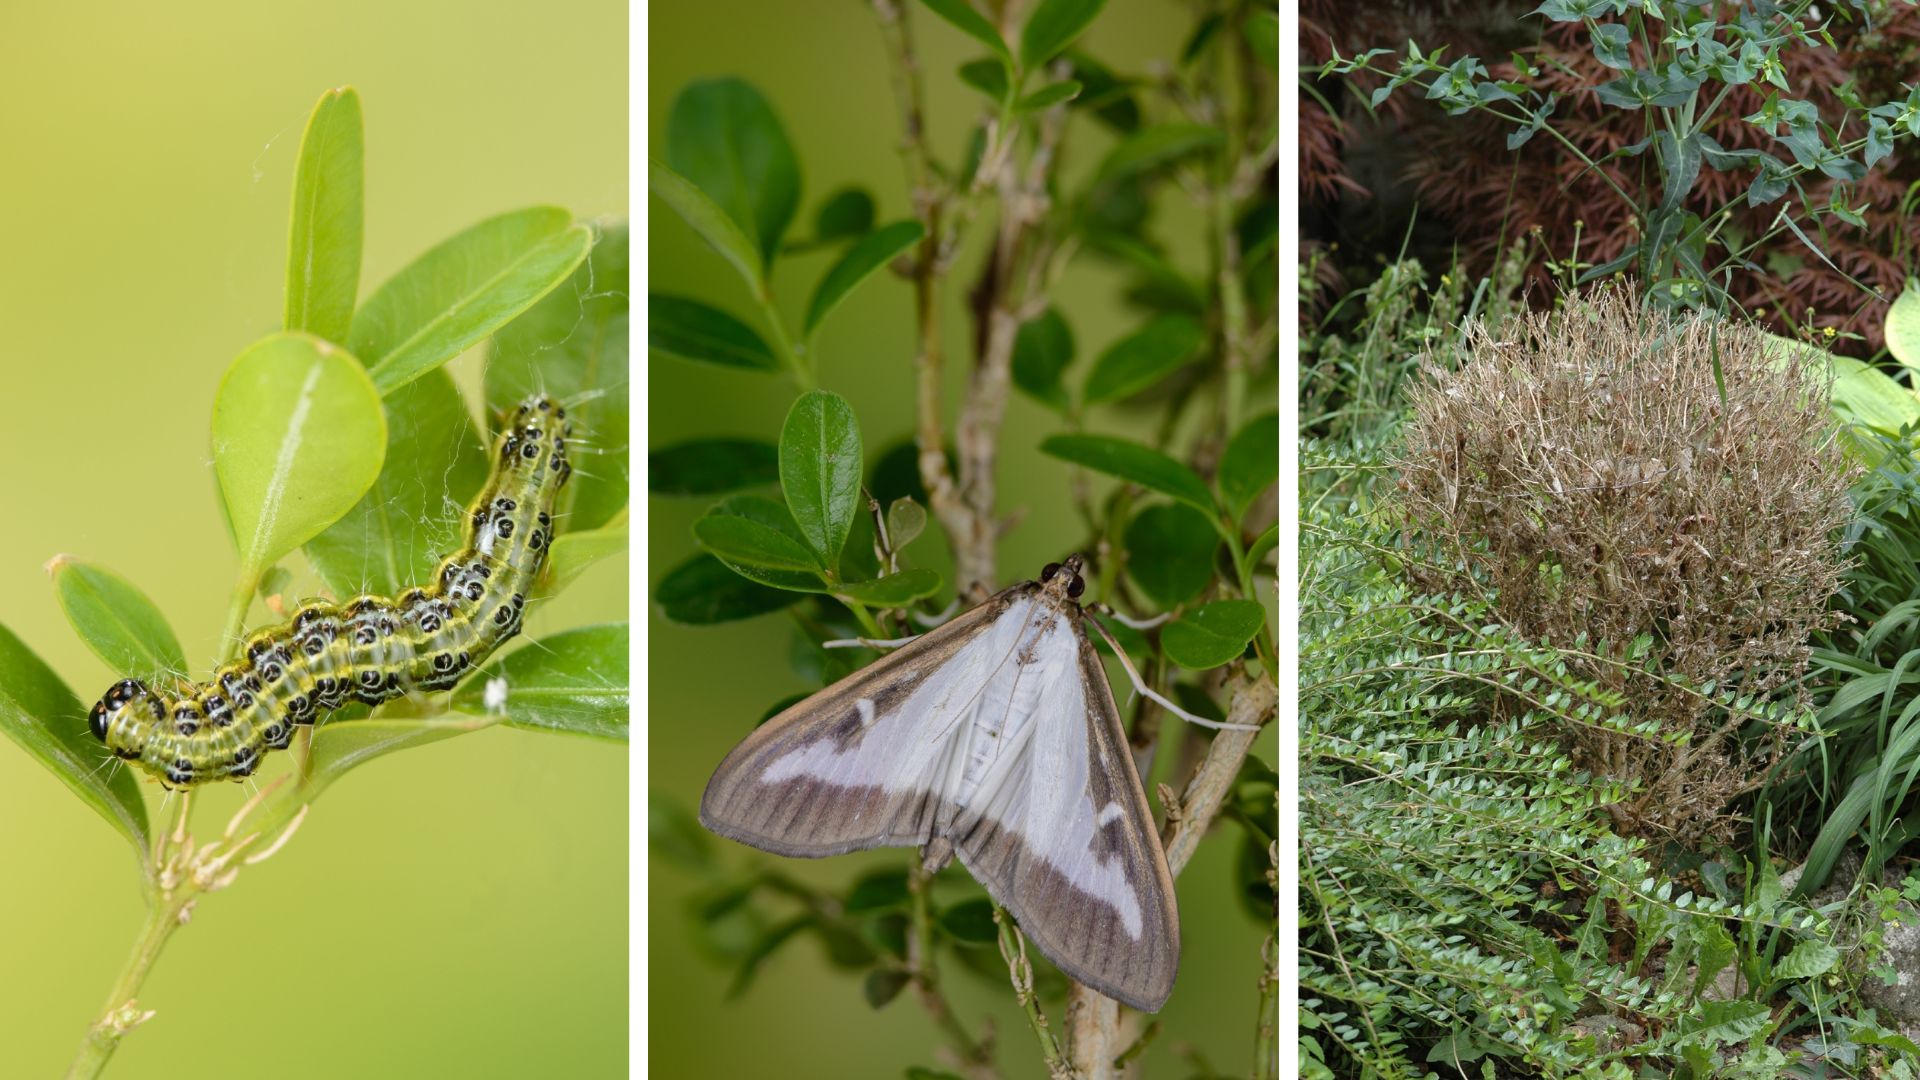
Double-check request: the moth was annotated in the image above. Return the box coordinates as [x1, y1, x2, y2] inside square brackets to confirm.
[87, 395, 573, 788]
[701, 554, 1249, 1012]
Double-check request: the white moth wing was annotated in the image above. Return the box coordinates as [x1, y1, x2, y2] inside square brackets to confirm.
[699, 589, 1022, 857]
[947, 602, 1179, 1013]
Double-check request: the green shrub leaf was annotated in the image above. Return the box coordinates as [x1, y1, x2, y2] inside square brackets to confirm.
[1219, 411, 1279, 517]
[451, 624, 628, 741]
[959, 58, 1011, 101]
[667, 78, 801, 268]
[308, 714, 494, 792]
[1012, 307, 1075, 411]
[780, 391, 864, 566]
[654, 553, 805, 624]
[845, 869, 912, 913]
[534, 517, 627, 599]
[1021, 0, 1106, 69]
[918, 0, 1013, 68]
[1090, 123, 1224, 190]
[486, 219, 630, 532]
[938, 898, 998, 944]
[1244, 10, 1278, 72]
[283, 86, 363, 344]
[1124, 504, 1219, 608]
[49, 558, 187, 680]
[1018, 80, 1083, 111]
[304, 368, 488, 599]
[1083, 314, 1204, 404]
[649, 159, 766, 296]
[649, 293, 779, 372]
[1039, 433, 1214, 514]
[813, 187, 876, 244]
[695, 510, 824, 573]
[649, 438, 780, 497]
[214, 332, 386, 580]
[804, 220, 924, 337]
[350, 207, 591, 395]
[1162, 600, 1264, 669]
[835, 569, 943, 607]
[886, 496, 928, 550]
[0, 622, 149, 868]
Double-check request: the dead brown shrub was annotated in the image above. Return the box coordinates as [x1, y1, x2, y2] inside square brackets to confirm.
[1395, 287, 1854, 842]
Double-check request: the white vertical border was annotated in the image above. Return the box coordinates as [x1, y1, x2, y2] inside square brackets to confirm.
[629, 0, 650, 1073]
[1275, 0, 1301, 1075]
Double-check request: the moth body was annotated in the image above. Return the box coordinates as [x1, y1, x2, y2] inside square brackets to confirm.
[88, 396, 573, 788]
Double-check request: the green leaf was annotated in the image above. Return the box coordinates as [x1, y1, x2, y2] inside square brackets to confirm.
[666, 78, 802, 268]
[1090, 123, 1224, 189]
[451, 624, 628, 741]
[649, 792, 713, 871]
[1124, 504, 1219, 608]
[695, 511, 824, 573]
[486, 219, 630, 532]
[959, 58, 1011, 101]
[780, 391, 864, 567]
[864, 969, 912, 1009]
[0, 622, 148, 868]
[1244, 10, 1278, 72]
[1083, 314, 1204, 404]
[1885, 279, 1920, 374]
[533, 516, 627, 600]
[938, 898, 998, 944]
[835, 570, 943, 607]
[350, 207, 590, 396]
[886, 497, 927, 550]
[1021, 0, 1106, 69]
[283, 86, 363, 344]
[1012, 307, 1075, 411]
[1771, 938, 1839, 980]
[303, 368, 487, 599]
[814, 187, 875, 243]
[214, 332, 386, 580]
[654, 553, 805, 624]
[1162, 600, 1265, 669]
[1676, 999, 1773, 1047]
[804, 220, 924, 337]
[1018, 80, 1083, 111]
[649, 438, 780, 497]
[1219, 411, 1279, 517]
[1039, 433, 1215, 514]
[48, 557, 187, 679]
[845, 869, 911, 913]
[649, 159, 765, 296]
[307, 714, 495, 793]
[648, 293, 779, 372]
[918, 0, 1013, 68]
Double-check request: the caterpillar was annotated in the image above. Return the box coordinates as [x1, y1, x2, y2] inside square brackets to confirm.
[87, 395, 573, 788]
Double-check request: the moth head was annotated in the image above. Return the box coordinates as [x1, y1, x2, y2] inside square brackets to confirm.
[1039, 555, 1088, 601]
[89, 677, 162, 751]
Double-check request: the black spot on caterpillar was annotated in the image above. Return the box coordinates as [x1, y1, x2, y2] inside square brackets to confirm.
[87, 395, 574, 788]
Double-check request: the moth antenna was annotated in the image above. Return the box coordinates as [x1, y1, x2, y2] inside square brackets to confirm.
[1084, 612, 1262, 732]
[821, 634, 923, 650]
[910, 599, 960, 628]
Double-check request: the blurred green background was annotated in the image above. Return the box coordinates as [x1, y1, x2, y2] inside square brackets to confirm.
[0, 2, 626, 1077]
[648, 2, 1277, 1078]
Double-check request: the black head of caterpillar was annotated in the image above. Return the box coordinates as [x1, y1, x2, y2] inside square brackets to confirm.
[87, 395, 572, 789]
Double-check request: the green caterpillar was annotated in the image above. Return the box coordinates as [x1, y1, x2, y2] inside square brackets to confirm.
[88, 395, 573, 789]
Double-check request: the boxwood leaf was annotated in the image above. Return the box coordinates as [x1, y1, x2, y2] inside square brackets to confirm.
[835, 569, 943, 607]
[1219, 411, 1279, 518]
[1162, 599, 1265, 670]
[667, 78, 800, 269]
[649, 438, 780, 496]
[1089, 123, 1224, 190]
[534, 516, 627, 599]
[649, 293, 779, 371]
[1124, 504, 1218, 607]
[655, 553, 805, 624]
[886, 496, 927, 550]
[350, 207, 591, 395]
[695, 511, 824, 572]
[214, 332, 386, 581]
[804, 220, 924, 337]
[814, 187, 875, 243]
[451, 623, 628, 741]
[650, 159, 765, 295]
[780, 391, 864, 566]
[1018, 80, 1083, 111]
[845, 869, 912, 913]
[304, 368, 487, 599]
[1083, 314, 1203, 404]
[959, 58, 1011, 101]
[919, 0, 1013, 68]
[938, 897, 999, 944]
[1021, 0, 1106, 69]
[1012, 307, 1074, 411]
[283, 86, 363, 345]
[49, 558, 187, 680]
[1039, 433, 1214, 514]
[0, 622, 149, 869]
